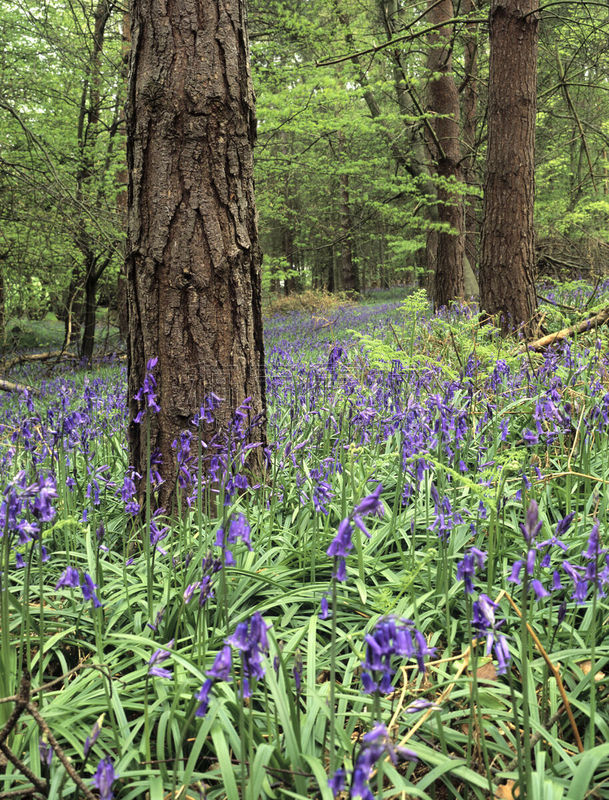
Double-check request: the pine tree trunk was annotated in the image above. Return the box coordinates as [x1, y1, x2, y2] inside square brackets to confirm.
[80, 258, 97, 363]
[338, 132, 358, 294]
[126, 0, 266, 506]
[427, 0, 465, 307]
[461, 0, 479, 276]
[480, 0, 539, 335]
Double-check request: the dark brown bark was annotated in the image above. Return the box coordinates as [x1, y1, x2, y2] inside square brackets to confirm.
[81, 258, 97, 362]
[116, 11, 131, 343]
[126, 0, 266, 507]
[427, 0, 465, 307]
[338, 132, 358, 293]
[480, 0, 539, 335]
[461, 0, 479, 275]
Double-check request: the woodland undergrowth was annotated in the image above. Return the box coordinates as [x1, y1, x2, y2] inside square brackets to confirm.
[1, 281, 609, 800]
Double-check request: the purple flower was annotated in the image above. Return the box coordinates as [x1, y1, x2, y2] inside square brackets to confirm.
[226, 612, 269, 697]
[520, 499, 542, 545]
[84, 714, 104, 758]
[293, 651, 303, 697]
[531, 579, 550, 600]
[584, 520, 601, 560]
[361, 617, 435, 695]
[319, 595, 329, 620]
[208, 645, 233, 681]
[92, 757, 117, 800]
[56, 566, 80, 589]
[32, 474, 57, 522]
[456, 547, 487, 594]
[328, 767, 346, 797]
[195, 678, 213, 718]
[148, 640, 174, 679]
[327, 518, 354, 559]
[338, 723, 417, 800]
[522, 429, 538, 446]
[80, 573, 102, 608]
[134, 358, 160, 422]
[39, 738, 52, 767]
[472, 593, 511, 674]
[353, 483, 383, 520]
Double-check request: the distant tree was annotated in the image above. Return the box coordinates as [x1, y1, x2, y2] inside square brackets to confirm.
[126, 0, 266, 505]
[426, 0, 465, 306]
[480, 0, 539, 334]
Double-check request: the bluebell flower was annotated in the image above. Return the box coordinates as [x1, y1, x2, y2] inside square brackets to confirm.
[456, 547, 487, 594]
[227, 612, 269, 697]
[83, 714, 104, 758]
[80, 573, 102, 608]
[334, 723, 417, 800]
[472, 593, 510, 674]
[39, 738, 52, 767]
[148, 640, 174, 679]
[92, 757, 117, 800]
[361, 616, 435, 694]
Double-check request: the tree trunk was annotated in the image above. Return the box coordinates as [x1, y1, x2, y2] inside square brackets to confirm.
[480, 0, 539, 335]
[427, 0, 465, 307]
[73, 0, 112, 361]
[338, 132, 358, 293]
[81, 258, 97, 362]
[461, 0, 479, 277]
[126, 0, 266, 507]
[116, 10, 131, 344]
[62, 278, 83, 351]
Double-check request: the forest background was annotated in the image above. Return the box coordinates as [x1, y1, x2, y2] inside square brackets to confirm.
[1, 0, 608, 355]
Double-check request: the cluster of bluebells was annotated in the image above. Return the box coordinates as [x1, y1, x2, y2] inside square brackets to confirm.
[183, 552, 222, 607]
[148, 639, 174, 680]
[133, 357, 160, 423]
[195, 612, 269, 717]
[55, 566, 102, 608]
[92, 756, 117, 800]
[456, 546, 510, 674]
[329, 723, 417, 800]
[472, 594, 511, 675]
[429, 482, 464, 539]
[322, 484, 383, 613]
[507, 500, 609, 606]
[1, 471, 57, 567]
[215, 513, 252, 565]
[361, 616, 436, 694]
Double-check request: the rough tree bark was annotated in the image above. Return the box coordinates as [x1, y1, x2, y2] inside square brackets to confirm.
[461, 0, 479, 277]
[480, 0, 539, 335]
[126, 0, 266, 507]
[337, 131, 358, 293]
[426, 0, 465, 307]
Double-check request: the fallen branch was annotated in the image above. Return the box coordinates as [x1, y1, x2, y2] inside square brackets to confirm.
[1, 351, 78, 372]
[0, 379, 36, 394]
[519, 305, 609, 353]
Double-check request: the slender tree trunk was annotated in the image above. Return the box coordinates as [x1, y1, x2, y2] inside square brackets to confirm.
[81, 258, 98, 362]
[126, 0, 266, 506]
[73, 0, 112, 361]
[62, 278, 83, 350]
[461, 0, 479, 278]
[427, 0, 465, 307]
[480, 0, 539, 335]
[116, 10, 131, 344]
[338, 132, 358, 293]
[0, 264, 5, 351]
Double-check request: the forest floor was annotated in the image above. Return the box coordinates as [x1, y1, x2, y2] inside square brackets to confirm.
[1, 281, 609, 800]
